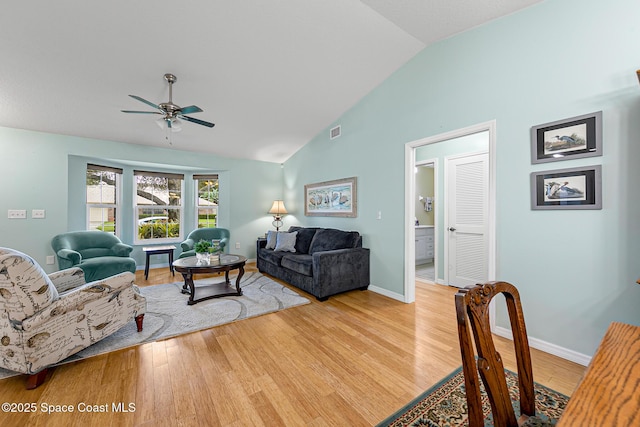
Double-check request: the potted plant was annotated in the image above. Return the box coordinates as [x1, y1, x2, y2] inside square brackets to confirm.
[194, 239, 211, 263]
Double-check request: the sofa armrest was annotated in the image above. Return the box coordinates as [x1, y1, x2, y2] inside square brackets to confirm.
[111, 242, 133, 257]
[257, 238, 267, 249]
[312, 248, 370, 298]
[48, 267, 86, 293]
[181, 238, 195, 252]
[56, 248, 81, 266]
[21, 272, 137, 332]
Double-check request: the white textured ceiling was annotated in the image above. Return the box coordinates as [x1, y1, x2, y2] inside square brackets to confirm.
[0, 0, 543, 163]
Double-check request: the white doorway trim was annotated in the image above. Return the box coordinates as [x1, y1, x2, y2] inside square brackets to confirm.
[404, 120, 497, 303]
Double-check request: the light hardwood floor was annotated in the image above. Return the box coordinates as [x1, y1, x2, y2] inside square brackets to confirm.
[0, 264, 585, 426]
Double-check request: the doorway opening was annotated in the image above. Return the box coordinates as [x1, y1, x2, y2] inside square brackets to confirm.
[404, 121, 496, 303]
[414, 161, 437, 284]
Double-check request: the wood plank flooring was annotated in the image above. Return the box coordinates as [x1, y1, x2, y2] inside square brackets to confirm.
[0, 264, 585, 426]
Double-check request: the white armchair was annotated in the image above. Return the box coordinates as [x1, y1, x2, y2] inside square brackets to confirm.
[0, 247, 146, 389]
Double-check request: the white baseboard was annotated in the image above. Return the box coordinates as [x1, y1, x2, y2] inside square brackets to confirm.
[369, 284, 408, 302]
[494, 326, 591, 366]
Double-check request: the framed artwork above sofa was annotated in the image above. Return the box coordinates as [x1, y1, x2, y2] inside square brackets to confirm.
[304, 176, 357, 217]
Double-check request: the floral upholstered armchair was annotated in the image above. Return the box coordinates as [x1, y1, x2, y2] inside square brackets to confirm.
[0, 247, 146, 389]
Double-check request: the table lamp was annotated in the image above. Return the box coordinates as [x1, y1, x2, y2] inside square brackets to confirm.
[268, 200, 288, 231]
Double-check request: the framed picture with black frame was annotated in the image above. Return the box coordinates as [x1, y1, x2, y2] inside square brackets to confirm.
[531, 111, 602, 164]
[531, 165, 602, 210]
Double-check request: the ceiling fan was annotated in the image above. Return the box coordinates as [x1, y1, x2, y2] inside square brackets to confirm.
[121, 73, 215, 131]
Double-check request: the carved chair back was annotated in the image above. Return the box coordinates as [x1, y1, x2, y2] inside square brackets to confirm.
[455, 282, 536, 427]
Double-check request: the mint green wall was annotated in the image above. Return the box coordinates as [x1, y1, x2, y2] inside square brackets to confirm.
[284, 0, 640, 357]
[416, 132, 488, 283]
[1, 127, 282, 271]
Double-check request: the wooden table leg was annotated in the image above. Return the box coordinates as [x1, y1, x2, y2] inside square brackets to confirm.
[144, 252, 151, 280]
[185, 274, 197, 305]
[180, 272, 197, 305]
[235, 264, 244, 296]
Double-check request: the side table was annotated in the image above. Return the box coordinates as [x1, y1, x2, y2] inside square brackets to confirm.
[142, 245, 176, 280]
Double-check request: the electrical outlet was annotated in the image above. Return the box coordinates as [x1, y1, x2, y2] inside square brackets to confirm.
[32, 209, 46, 219]
[8, 209, 26, 219]
[235, 242, 241, 249]
[377, 210, 382, 220]
[46, 255, 55, 265]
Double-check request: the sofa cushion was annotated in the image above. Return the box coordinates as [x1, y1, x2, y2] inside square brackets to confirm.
[308, 229, 360, 254]
[79, 248, 115, 259]
[265, 230, 278, 249]
[275, 231, 297, 252]
[79, 256, 136, 282]
[258, 248, 288, 266]
[288, 227, 319, 254]
[281, 254, 313, 277]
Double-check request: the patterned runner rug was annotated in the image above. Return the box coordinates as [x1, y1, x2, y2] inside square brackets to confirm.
[0, 272, 309, 380]
[378, 366, 568, 427]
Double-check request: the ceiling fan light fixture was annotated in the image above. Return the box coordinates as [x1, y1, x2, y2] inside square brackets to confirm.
[156, 117, 182, 132]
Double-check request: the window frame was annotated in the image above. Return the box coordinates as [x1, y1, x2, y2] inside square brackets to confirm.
[86, 164, 122, 237]
[133, 170, 185, 245]
[194, 174, 219, 229]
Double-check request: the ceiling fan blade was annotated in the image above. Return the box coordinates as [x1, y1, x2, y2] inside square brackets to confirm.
[179, 105, 203, 114]
[121, 110, 162, 114]
[128, 94, 160, 110]
[180, 115, 215, 128]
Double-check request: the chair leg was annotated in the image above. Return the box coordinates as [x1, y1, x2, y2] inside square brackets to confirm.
[26, 369, 48, 390]
[135, 314, 145, 332]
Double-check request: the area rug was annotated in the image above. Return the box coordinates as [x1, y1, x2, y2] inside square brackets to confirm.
[377, 366, 568, 426]
[0, 272, 309, 380]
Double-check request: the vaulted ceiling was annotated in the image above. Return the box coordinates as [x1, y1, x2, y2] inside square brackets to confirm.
[0, 0, 543, 163]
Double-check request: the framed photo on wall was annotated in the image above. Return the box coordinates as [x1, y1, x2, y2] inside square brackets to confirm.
[531, 111, 602, 164]
[304, 177, 357, 217]
[530, 165, 602, 210]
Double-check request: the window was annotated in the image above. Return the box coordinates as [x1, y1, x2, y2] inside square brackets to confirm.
[194, 174, 219, 228]
[134, 170, 184, 242]
[86, 164, 122, 235]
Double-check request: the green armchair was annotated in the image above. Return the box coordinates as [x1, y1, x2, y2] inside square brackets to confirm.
[51, 231, 137, 282]
[179, 228, 230, 259]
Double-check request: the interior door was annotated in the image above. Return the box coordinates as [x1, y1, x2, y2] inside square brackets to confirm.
[446, 152, 489, 288]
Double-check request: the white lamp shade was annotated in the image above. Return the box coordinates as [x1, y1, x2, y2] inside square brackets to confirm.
[268, 200, 288, 215]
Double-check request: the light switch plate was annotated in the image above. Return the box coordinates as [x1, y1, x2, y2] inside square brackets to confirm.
[8, 209, 26, 219]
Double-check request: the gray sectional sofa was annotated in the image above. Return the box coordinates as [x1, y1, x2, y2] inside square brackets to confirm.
[256, 226, 370, 301]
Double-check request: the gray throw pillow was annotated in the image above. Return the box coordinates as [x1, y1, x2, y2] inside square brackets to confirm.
[265, 230, 278, 249]
[275, 231, 298, 252]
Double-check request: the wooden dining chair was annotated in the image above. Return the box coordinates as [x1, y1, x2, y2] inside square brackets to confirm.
[455, 281, 554, 427]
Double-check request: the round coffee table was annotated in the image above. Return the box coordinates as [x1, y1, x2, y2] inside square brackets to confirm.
[172, 254, 247, 305]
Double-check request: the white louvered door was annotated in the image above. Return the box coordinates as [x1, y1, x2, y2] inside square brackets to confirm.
[446, 152, 489, 288]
